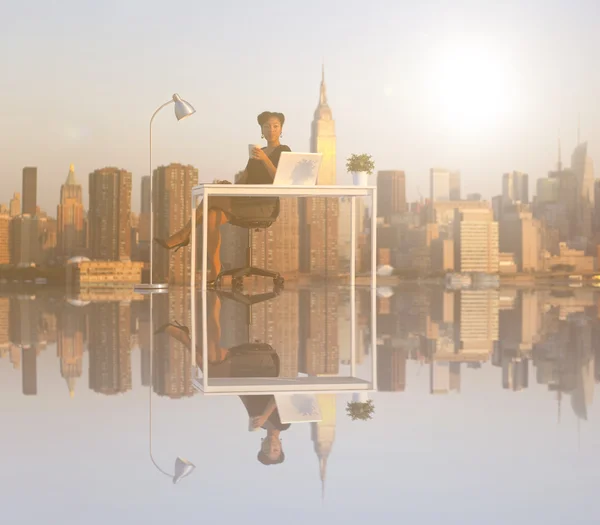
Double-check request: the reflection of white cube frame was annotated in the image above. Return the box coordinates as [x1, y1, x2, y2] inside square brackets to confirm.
[191, 286, 378, 396]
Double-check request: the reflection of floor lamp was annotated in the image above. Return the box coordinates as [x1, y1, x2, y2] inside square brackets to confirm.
[135, 93, 196, 293]
[148, 291, 196, 483]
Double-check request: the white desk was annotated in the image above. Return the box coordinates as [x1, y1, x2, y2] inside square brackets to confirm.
[190, 184, 378, 291]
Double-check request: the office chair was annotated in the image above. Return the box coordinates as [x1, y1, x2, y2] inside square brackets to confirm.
[213, 199, 284, 291]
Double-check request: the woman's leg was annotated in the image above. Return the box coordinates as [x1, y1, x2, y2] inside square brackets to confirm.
[207, 209, 229, 277]
[157, 196, 234, 249]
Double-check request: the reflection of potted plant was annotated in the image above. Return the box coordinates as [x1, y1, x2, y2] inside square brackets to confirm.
[346, 392, 375, 421]
[346, 153, 375, 186]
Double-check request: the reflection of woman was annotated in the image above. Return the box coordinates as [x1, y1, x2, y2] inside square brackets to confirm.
[155, 111, 291, 284]
[156, 293, 288, 465]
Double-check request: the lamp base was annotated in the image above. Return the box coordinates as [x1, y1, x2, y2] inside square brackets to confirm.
[134, 283, 169, 295]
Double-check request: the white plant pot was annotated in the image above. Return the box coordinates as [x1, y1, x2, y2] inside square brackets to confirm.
[352, 392, 369, 403]
[351, 171, 370, 186]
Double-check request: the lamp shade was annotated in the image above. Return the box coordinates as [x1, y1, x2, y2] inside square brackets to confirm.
[172, 93, 196, 121]
[172, 457, 196, 484]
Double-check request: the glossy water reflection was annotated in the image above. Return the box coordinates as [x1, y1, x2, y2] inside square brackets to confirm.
[0, 286, 599, 524]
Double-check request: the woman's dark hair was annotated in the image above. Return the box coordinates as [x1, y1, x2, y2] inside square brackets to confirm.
[257, 111, 285, 127]
[257, 450, 286, 466]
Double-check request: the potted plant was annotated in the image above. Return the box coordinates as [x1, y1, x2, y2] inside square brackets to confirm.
[346, 392, 375, 421]
[346, 153, 375, 186]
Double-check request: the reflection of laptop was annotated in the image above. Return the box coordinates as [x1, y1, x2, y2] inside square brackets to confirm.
[273, 152, 322, 186]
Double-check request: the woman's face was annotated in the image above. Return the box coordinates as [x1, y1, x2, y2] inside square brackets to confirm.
[262, 117, 282, 142]
[261, 433, 282, 461]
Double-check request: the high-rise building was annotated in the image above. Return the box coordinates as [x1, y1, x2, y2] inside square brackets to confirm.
[10, 215, 41, 265]
[22, 167, 37, 216]
[300, 66, 338, 277]
[0, 213, 10, 264]
[88, 301, 132, 395]
[153, 164, 198, 284]
[88, 167, 132, 261]
[57, 164, 86, 258]
[571, 141, 595, 205]
[377, 170, 406, 220]
[311, 394, 336, 499]
[455, 290, 499, 357]
[9, 192, 20, 217]
[139, 175, 151, 244]
[453, 208, 499, 273]
[430, 168, 460, 202]
[502, 171, 529, 204]
[58, 302, 85, 397]
[22, 346, 37, 395]
[499, 209, 541, 272]
[298, 288, 339, 375]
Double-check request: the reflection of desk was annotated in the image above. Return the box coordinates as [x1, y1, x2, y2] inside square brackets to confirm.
[191, 286, 377, 396]
[190, 184, 378, 291]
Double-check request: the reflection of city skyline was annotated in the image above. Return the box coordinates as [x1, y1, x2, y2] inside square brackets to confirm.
[0, 287, 598, 423]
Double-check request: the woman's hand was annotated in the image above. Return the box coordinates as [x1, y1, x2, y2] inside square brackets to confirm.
[251, 147, 269, 163]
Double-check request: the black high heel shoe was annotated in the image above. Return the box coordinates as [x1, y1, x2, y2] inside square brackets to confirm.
[154, 237, 190, 252]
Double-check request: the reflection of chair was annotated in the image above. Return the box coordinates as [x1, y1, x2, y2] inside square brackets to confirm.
[214, 200, 284, 290]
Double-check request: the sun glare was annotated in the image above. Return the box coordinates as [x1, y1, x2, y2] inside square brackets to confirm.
[428, 39, 517, 135]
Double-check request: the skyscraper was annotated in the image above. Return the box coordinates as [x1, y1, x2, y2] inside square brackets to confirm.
[9, 192, 20, 217]
[88, 167, 132, 261]
[153, 163, 198, 284]
[502, 171, 529, 204]
[0, 212, 10, 264]
[453, 208, 499, 273]
[311, 394, 336, 499]
[377, 170, 407, 220]
[22, 167, 37, 216]
[57, 164, 86, 258]
[300, 65, 338, 277]
[430, 168, 460, 202]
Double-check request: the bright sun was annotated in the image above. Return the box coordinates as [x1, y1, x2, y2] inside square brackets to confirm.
[429, 39, 517, 135]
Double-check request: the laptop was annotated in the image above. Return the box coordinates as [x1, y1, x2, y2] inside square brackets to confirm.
[273, 152, 322, 186]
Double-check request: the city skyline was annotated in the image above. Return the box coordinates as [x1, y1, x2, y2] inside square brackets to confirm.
[2, 2, 599, 213]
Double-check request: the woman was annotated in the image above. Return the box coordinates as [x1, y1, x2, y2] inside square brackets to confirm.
[156, 292, 289, 466]
[155, 111, 291, 284]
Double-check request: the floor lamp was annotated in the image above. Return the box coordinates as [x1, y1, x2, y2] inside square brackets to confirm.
[135, 93, 196, 293]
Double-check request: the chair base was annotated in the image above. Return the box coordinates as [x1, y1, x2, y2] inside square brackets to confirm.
[215, 266, 284, 290]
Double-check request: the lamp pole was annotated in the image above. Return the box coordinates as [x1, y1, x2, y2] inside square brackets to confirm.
[148, 291, 196, 483]
[135, 94, 196, 293]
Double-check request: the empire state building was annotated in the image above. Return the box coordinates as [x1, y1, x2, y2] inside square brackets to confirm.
[300, 66, 339, 276]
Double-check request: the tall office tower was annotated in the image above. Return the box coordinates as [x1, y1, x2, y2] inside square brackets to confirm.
[499, 208, 542, 272]
[88, 301, 132, 395]
[57, 303, 85, 397]
[377, 344, 408, 392]
[249, 290, 299, 378]
[152, 289, 194, 398]
[502, 171, 529, 204]
[22, 167, 37, 216]
[453, 208, 499, 273]
[57, 164, 86, 258]
[298, 288, 339, 375]
[311, 394, 336, 499]
[0, 213, 10, 264]
[251, 196, 300, 275]
[377, 170, 407, 221]
[300, 66, 338, 277]
[430, 168, 460, 202]
[455, 290, 499, 358]
[10, 215, 41, 265]
[153, 164, 198, 284]
[572, 141, 595, 205]
[88, 167, 132, 261]
[22, 346, 37, 395]
[138, 175, 151, 261]
[9, 192, 20, 217]
[337, 197, 366, 273]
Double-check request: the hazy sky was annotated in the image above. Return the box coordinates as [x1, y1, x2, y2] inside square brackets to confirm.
[1, 0, 599, 212]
